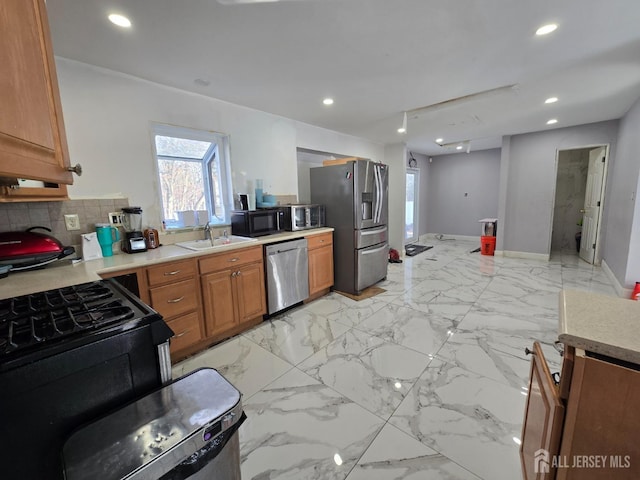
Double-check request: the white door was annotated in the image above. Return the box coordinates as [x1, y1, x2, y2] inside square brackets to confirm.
[405, 168, 420, 244]
[579, 146, 607, 264]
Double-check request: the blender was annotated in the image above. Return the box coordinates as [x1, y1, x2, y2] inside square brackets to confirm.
[121, 207, 147, 253]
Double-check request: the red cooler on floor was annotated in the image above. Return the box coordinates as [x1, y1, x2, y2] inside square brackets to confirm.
[481, 235, 496, 256]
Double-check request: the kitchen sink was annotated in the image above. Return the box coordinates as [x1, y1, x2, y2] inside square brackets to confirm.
[176, 236, 257, 251]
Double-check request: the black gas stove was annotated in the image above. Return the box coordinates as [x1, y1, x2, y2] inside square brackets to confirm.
[0, 282, 137, 357]
[0, 279, 174, 480]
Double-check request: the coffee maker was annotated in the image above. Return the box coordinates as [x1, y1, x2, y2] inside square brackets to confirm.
[121, 207, 147, 253]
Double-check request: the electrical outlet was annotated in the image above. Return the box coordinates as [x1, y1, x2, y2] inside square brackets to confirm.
[108, 212, 123, 225]
[64, 214, 80, 231]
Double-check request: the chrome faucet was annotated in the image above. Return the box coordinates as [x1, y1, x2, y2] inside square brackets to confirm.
[204, 222, 213, 245]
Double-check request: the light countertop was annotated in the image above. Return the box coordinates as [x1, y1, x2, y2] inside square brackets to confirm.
[559, 289, 640, 364]
[1, 228, 333, 300]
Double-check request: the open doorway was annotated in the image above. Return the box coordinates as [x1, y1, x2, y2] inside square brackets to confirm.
[405, 168, 420, 244]
[551, 145, 608, 264]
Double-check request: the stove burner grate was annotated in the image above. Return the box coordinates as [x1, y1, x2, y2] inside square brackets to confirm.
[0, 282, 136, 356]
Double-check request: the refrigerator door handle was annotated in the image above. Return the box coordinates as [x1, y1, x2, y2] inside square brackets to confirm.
[361, 243, 388, 255]
[373, 165, 381, 223]
[361, 226, 388, 235]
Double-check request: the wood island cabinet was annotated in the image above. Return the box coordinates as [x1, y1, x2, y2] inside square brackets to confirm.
[307, 232, 334, 299]
[199, 245, 266, 340]
[521, 342, 640, 479]
[0, 0, 74, 200]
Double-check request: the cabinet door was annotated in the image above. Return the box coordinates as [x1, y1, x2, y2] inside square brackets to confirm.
[309, 244, 334, 295]
[166, 311, 203, 356]
[235, 262, 266, 323]
[0, 0, 72, 185]
[201, 269, 238, 337]
[521, 342, 565, 480]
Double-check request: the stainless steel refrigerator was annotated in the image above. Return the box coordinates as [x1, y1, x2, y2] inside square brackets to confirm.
[310, 159, 389, 295]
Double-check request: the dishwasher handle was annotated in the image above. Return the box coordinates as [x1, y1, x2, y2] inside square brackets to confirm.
[268, 246, 307, 255]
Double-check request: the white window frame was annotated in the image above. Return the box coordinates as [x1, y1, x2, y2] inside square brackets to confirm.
[150, 123, 233, 228]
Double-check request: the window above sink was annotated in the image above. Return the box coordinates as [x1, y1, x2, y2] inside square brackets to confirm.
[151, 124, 233, 230]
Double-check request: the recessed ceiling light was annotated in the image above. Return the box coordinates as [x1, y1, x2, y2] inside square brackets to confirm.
[545, 97, 558, 104]
[323, 98, 334, 105]
[435, 138, 443, 143]
[536, 23, 557, 36]
[456, 145, 463, 150]
[397, 127, 406, 134]
[547, 118, 558, 125]
[108, 13, 132, 28]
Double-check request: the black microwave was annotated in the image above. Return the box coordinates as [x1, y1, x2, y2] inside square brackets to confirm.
[230, 208, 285, 237]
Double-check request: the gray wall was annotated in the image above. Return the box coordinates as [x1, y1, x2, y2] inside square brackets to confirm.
[501, 120, 619, 255]
[604, 97, 640, 286]
[425, 149, 501, 236]
[551, 149, 589, 252]
[385, 143, 407, 251]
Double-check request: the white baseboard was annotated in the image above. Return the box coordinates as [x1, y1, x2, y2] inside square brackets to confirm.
[601, 259, 629, 298]
[494, 250, 550, 262]
[420, 233, 480, 243]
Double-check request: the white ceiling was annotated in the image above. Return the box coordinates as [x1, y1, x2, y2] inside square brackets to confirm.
[46, 0, 640, 156]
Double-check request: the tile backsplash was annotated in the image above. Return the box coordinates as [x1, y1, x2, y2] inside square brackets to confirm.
[0, 198, 130, 249]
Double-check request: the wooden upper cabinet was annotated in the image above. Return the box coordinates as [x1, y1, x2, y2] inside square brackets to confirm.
[0, 0, 73, 186]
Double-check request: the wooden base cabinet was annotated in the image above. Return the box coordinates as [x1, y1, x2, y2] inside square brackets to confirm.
[521, 343, 640, 479]
[144, 259, 203, 360]
[520, 342, 565, 480]
[307, 232, 334, 296]
[200, 246, 266, 340]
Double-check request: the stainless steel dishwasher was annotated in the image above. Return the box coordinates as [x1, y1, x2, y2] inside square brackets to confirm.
[265, 238, 309, 315]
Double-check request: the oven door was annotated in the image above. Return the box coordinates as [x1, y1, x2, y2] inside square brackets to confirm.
[0, 318, 172, 480]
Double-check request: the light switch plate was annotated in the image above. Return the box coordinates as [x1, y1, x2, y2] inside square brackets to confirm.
[108, 212, 123, 225]
[64, 214, 80, 231]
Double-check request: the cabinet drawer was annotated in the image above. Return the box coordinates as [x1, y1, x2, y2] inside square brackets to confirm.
[167, 311, 203, 354]
[146, 259, 196, 287]
[199, 245, 263, 274]
[149, 278, 198, 319]
[307, 232, 333, 250]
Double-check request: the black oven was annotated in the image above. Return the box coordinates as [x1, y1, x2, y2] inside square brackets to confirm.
[0, 280, 173, 480]
[230, 208, 284, 237]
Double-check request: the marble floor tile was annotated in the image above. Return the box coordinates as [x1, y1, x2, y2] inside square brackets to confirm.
[240, 368, 384, 480]
[298, 328, 433, 419]
[169, 239, 619, 480]
[434, 330, 535, 389]
[389, 361, 526, 480]
[345, 423, 481, 480]
[242, 308, 351, 365]
[172, 335, 293, 399]
[353, 303, 457, 357]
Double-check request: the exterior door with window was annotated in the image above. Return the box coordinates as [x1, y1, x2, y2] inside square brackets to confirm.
[405, 168, 420, 244]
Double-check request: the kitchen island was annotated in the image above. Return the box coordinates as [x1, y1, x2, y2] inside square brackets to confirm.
[520, 290, 640, 480]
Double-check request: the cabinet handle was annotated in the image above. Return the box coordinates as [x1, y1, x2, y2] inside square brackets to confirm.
[67, 163, 83, 176]
[231, 271, 237, 277]
[167, 296, 185, 303]
[164, 270, 181, 276]
[236, 270, 242, 276]
[228, 258, 239, 262]
[174, 329, 191, 338]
